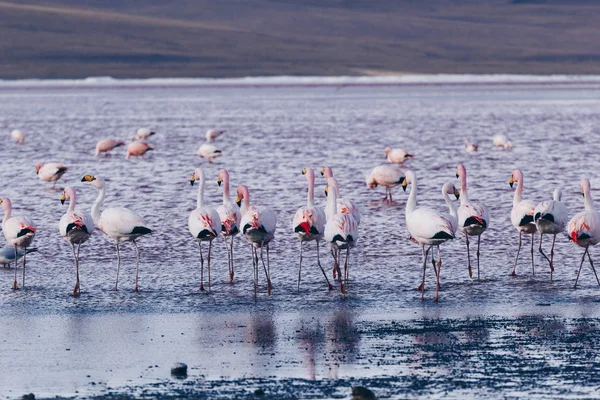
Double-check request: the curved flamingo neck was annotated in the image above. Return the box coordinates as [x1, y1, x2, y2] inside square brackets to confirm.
[91, 184, 105, 224]
[326, 178, 339, 217]
[458, 165, 469, 205]
[195, 170, 206, 209]
[583, 182, 595, 211]
[406, 171, 417, 215]
[221, 170, 231, 204]
[513, 171, 524, 205]
[239, 186, 251, 214]
[1, 198, 12, 225]
[305, 169, 315, 207]
[66, 188, 77, 213]
[442, 186, 458, 219]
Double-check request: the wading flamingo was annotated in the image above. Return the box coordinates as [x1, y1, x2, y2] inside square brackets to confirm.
[59, 187, 95, 296]
[81, 175, 152, 292]
[36, 162, 68, 188]
[216, 169, 241, 283]
[464, 140, 478, 153]
[384, 147, 413, 164]
[324, 177, 358, 294]
[135, 128, 155, 140]
[293, 168, 332, 291]
[189, 168, 221, 291]
[402, 170, 458, 302]
[456, 164, 489, 280]
[534, 188, 568, 280]
[567, 178, 600, 288]
[236, 185, 277, 295]
[493, 134, 513, 150]
[509, 169, 537, 276]
[96, 139, 125, 157]
[126, 141, 153, 159]
[1, 198, 36, 289]
[10, 130, 24, 144]
[197, 143, 222, 163]
[366, 164, 404, 203]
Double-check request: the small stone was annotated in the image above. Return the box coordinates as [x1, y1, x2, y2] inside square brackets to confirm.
[352, 386, 377, 400]
[170, 362, 187, 378]
[22, 395, 35, 400]
[254, 389, 265, 396]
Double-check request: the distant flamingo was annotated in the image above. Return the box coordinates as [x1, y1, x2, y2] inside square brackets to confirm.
[206, 129, 225, 142]
[366, 164, 404, 203]
[402, 170, 457, 302]
[216, 169, 241, 283]
[324, 177, 358, 294]
[567, 178, 600, 288]
[197, 143, 222, 163]
[81, 175, 152, 292]
[384, 147, 413, 164]
[135, 128, 155, 140]
[236, 185, 277, 295]
[493, 134, 513, 150]
[96, 138, 125, 157]
[189, 168, 221, 291]
[1, 198, 36, 289]
[464, 140, 478, 153]
[456, 164, 489, 279]
[293, 168, 332, 291]
[509, 169, 537, 276]
[59, 187, 95, 296]
[534, 188, 568, 280]
[10, 130, 24, 144]
[36, 162, 68, 188]
[126, 141, 153, 159]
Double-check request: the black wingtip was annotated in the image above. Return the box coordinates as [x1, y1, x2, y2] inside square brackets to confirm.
[131, 226, 152, 235]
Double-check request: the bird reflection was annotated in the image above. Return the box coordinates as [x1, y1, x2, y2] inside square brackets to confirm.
[297, 320, 325, 380]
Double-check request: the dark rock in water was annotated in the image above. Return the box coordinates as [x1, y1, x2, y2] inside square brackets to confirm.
[22, 394, 35, 400]
[254, 388, 265, 396]
[352, 386, 377, 400]
[170, 362, 188, 378]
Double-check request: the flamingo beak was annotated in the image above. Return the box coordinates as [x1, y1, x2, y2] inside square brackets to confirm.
[454, 188, 460, 200]
[401, 177, 407, 192]
[235, 196, 242, 207]
[302, 168, 307, 175]
[81, 175, 95, 182]
[217, 177, 222, 186]
[320, 168, 325, 176]
[509, 176, 514, 188]
[582, 192, 585, 198]
[455, 172, 459, 178]
[324, 185, 328, 196]
[60, 193, 66, 205]
[190, 175, 195, 186]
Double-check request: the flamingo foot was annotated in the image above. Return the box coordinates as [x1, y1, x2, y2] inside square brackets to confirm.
[416, 282, 424, 291]
[468, 266, 473, 279]
[73, 284, 80, 297]
[12, 280, 19, 290]
[327, 283, 334, 291]
[434, 295, 439, 303]
[200, 283, 205, 291]
[134, 284, 139, 293]
[510, 271, 516, 277]
[340, 283, 347, 295]
[267, 281, 272, 296]
[333, 269, 337, 280]
[229, 272, 234, 284]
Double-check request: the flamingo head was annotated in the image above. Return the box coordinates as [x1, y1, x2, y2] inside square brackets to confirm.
[456, 163, 465, 179]
[81, 174, 104, 190]
[217, 169, 228, 187]
[443, 182, 460, 200]
[236, 185, 249, 207]
[401, 170, 415, 192]
[384, 147, 391, 157]
[321, 167, 333, 179]
[35, 163, 43, 174]
[0, 197, 10, 212]
[509, 169, 522, 189]
[581, 178, 591, 198]
[190, 168, 204, 186]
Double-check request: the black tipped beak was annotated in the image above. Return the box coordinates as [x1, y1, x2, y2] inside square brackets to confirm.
[190, 180, 195, 186]
[61, 199, 65, 205]
[455, 193, 460, 200]
[509, 182, 514, 188]
[217, 180, 222, 187]
[150, 132, 156, 136]
[320, 170, 324, 176]
[455, 173, 459, 178]
[236, 200, 241, 207]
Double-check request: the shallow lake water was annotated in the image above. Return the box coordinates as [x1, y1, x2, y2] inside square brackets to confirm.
[0, 80, 600, 398]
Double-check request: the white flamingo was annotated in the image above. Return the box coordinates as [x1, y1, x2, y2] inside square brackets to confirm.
[464, 140, 478, 153]
[59, 187, 95, 296]
[402, 170, 458, 302]
[493, 134, 513, 150]
[236, 185, 277, 295]
[321, 167, 360, 225]
[36, 162, 68, 188]
[568, 178, 600, 288]
[10, 130, 24, 144]
[206, 129, 225, 142]
[293, 168, 332, 291]
[217, 169, 241, 283]
[1, 198, 36, 289]
[81, 175, 152, 292]
[135, 128, 155, 140]
[456, 164, 489, 280]
[366, 164, 404, 203]
[509, 169, 537, 276]
[534, 188, 568, 280]
[189, 168, 221, 291]
[95, 139, 125, 157]
[384, 147, 413, 164]
[324, 177, 358, 294]
[197, 143, 222, 163]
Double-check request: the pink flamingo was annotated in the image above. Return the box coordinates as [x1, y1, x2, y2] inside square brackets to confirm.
[126, 141, 154, 159]
[216, 169, 241, 283]
[509, 169, 537, 276]
[95, 138, 125, 157]
[1, 198, 36, 289]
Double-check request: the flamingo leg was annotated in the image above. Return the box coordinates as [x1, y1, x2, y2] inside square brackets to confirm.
[208, 240, 212, 291]
[71, 243, 79, 296]
[259, 243, 272, 295]
[198, 241, 205, 291]
[538, 233, 551, 267]
[476, 234, 481, 280]
[511, 232, 522, 276]
[340, 247, 349, 294]
[587, 249, 600, 286]
[267, 243, 271, 288]
[574, 247, 588, 288]
[331, 248, 338, 280]
[549, 234, 556, 281]
[230, 236, 235, 283]
[251, 245, 257, 297]
[418, 246, 431, 297]
[389, 189, 393, 203]
[224, 237, 232, 283]
[316, 240, 333, 290]
[115, 241, 121, 291]
[22, 247, 27, 288]
[530, 232, 535, 275]
[466, 235, 472, 279]
[13, 245, 18, 290]
[435, 246, 442, 302]
[133, 240, 141, 292]
[297, 241, 303, 292]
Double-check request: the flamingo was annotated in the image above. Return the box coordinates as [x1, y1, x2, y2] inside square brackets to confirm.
[464, 140, 478, 153]
[384, 147, 413, 164]
[189, 168, 221, 291]
[534, 188, 568, 280]
[366, 164, 404, 203]
[493, 134, 513, 150]
[236, 185, 277, 295]
[197, 143, 222, 163]
[126, 141, 153, 159]
[206, 129, 225, 142]
[401, 170, 458, 302]
[81, 175, 152, 292]
[293, 168, 332, 291]
[1, 198, 36, 289]
[59, 187, 95, 296]
[10, 130, 24, 144]
[96, 139, 125, 157]
[320, 167, 361, 225]
[135, 128, 155, 140]
[567, 178, 600, 288]
[324, 177, 358, 294]
[36, 162, 68, 188]
[509, 169, 537, 276]
[0, 247, 36, 267]
[216, 169, 241, 283]
[456, 164, 489, 280]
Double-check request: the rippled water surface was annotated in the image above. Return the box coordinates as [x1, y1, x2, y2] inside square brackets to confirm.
[1, 82, 600, 398]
